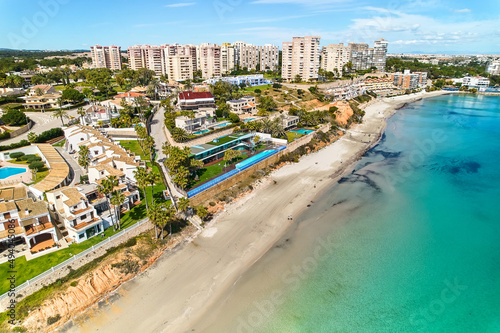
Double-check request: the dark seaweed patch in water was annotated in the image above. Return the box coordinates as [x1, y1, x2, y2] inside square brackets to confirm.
[430, 159, 481, 175]
[331, 199, 348, 208]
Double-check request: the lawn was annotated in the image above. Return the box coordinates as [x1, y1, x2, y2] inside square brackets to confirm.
[120, 140, 148, 160]
[52, 139, 66, 147]
[0, 197, 157, 296]
[8, 158, 49, 184]
[286, 132, 304, 143]
[1, 103, 23, 110]
[206, 133, 246, 146]
[244, 84, 272, 92]
[189, 154, 248, 188]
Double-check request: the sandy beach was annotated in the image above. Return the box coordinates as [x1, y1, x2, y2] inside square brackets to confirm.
[65, 90, 451, 333]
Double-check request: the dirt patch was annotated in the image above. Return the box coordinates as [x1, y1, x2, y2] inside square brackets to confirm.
[297, 99, 325, 111]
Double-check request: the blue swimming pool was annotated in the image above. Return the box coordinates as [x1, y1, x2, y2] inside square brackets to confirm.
[244, 118, 256, 122]
[0, 167, 26, 179]
[290, 129, 314, 135]
[214, 122, 232, 128]
[193, 129, 210, 135]
[236, 149, 277, 170]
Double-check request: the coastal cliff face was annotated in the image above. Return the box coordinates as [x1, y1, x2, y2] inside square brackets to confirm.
[18, 226, 197, 333]
[333, 101, 354, 125]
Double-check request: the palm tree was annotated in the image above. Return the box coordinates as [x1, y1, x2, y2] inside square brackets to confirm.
[171, 127, 188, 143]
[98, 176, 119, 230]
[148, 202, 165, 240]
[134, 167, 150, 212]
[78, 145, 90, 171]
[177, 197, 190, 216]
[148, 171, 162, 204]
[52, 106, 69, 126]
[110, 191, 126, 230]
[77, 107, 86, 126]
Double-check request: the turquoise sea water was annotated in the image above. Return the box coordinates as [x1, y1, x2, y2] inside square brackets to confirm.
[203, 94, 500, 333]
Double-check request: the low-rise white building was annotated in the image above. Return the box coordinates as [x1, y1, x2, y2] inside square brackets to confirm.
[46, 186, 104, 243]
[175, 108, 216, 132]
[487, 61, 500, 76]
[227, 96, 257, 115]
[462, 76, 490, 91]
[204, 74, 271, 87]
[82, 104, 120, 127]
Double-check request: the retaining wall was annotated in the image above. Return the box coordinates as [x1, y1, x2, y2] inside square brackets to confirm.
[0, 220, 153, 312]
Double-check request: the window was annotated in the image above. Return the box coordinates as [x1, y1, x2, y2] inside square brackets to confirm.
[81, 214, 87, 220]
[56, 195, 61, 200]
[4, 212, 11, 219]
[79, 233, 85, 239]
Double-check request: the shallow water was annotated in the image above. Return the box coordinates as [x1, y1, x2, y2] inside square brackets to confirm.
[199, 94, 500, 333]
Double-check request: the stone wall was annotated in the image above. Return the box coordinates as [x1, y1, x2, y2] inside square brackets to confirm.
[0, 221, 153, 312]
[1, 119, 33, 141]
[189, 124, 332, 206]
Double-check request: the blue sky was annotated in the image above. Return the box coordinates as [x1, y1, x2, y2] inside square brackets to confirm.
[0, 0, 499, 54]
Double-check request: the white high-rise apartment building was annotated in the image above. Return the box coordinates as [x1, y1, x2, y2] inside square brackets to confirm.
[259, 44, 279, 71]
[221, 43, 236, 74]
[142, 45, 166, 76]
[321, 43, 350, 75]
[199, 44, 222, 79]
[282, 36, 321, 82]
[372, 39, 389, 71]
[90, 45, 122, 70]
[128, 44, 167, 75]
[127, 45, 145, 71]
[165, 55, 193, 81]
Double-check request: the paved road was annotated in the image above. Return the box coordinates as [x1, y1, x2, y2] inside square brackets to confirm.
[56, 147, 84, 186]
[1, 108, 79, 145]
[149, 107, 185, 200]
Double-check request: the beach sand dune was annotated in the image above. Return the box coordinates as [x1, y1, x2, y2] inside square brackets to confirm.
[65, 91, 449, 333]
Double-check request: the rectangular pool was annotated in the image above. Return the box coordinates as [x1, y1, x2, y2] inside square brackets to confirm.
[290, 129, 314, 135]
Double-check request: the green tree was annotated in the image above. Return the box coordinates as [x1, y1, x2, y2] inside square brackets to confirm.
[29, 161, 45, 181]
[52, 105, 69, 126]
[223, 149, 241, 167]
[78, 145, 90, 171]
[98, 176, 119, 230]
[61, 88, 84, 103]
[177, 197, 190, 215]
[134, 167, 150, 212]
[27, 132, 37, 143]
[1, 109, 27, 126]
[110, 191, 126, 230]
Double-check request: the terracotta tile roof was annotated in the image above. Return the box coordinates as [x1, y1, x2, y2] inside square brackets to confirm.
[0, 201, 17, 213]
[114, 92, 146, 98]
[178, 91, 214, 101]
[15, 199, 49, 219]
[0, 186, 27, 201]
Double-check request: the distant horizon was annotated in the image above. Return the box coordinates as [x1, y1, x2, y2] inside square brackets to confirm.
[1, 0, 499, 54]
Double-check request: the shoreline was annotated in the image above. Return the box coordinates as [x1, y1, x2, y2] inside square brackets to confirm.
[65, 90, 451, 333]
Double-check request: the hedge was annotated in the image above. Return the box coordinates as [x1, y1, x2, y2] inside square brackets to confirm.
[0, 140, 30, 152]
[34, 128, 64, 143]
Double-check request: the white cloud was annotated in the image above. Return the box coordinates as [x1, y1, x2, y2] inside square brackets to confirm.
[165, 2, 195, 8]
[454, 8, 471, 13]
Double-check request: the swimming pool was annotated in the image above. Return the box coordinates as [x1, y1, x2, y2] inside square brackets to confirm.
[290, 129, 314, 135]
[215, 122, 232, 128]
[244, 118, 256, 122]
[193, 130, 210, 135]
[0, 167, 26, 179]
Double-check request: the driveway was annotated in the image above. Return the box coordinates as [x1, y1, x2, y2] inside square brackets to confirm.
[0, 108, 79, 145]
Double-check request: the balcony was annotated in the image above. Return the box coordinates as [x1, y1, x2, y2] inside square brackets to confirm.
[72, 217, 101, 231]
[24, 223, 54, 236]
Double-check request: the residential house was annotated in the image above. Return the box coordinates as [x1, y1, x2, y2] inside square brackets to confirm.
[175, 108, 216, 132]
[82, 104, 120, 127]
[0, 186, 58, 254]
[178, 91, 215, 111]
[282, 115, 300, 130]
[227, 96, 257, 115]
[46, 187, 104, 243]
